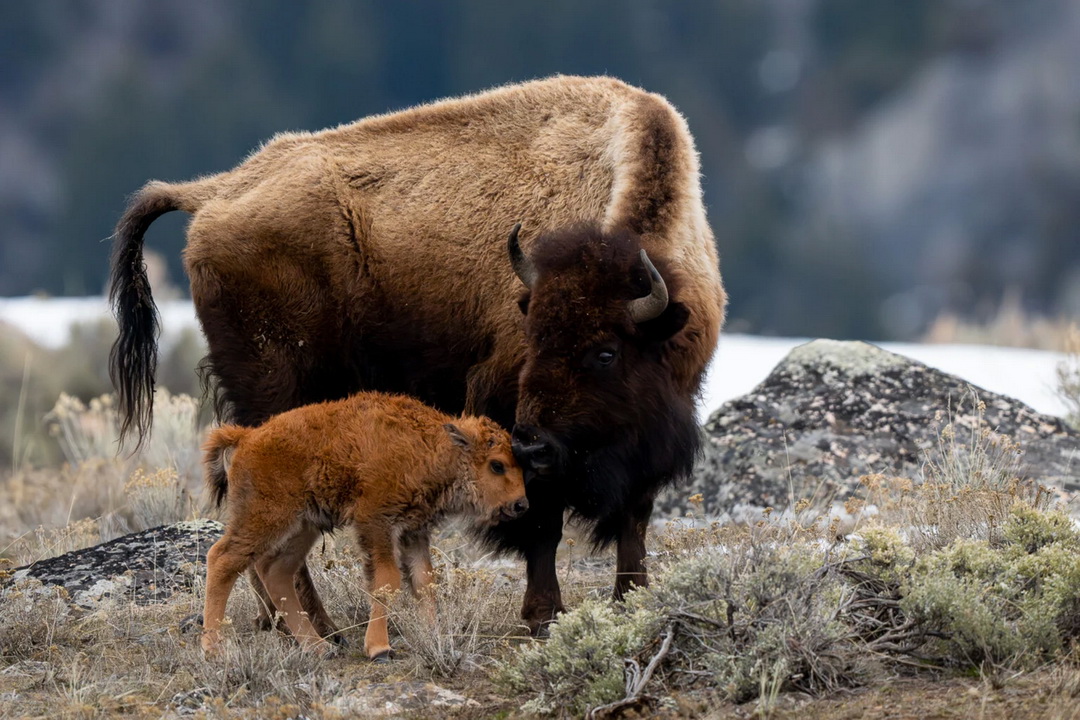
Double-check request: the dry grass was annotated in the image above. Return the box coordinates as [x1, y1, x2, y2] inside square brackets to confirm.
[1057, 324, 1080, 429]
[1, 317, 207, 471]
[922, 296, 1077, 351]
[860, 392, 1057, 553]
[1, 390, 212, 565]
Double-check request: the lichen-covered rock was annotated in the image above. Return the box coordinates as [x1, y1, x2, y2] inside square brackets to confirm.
[660, 340, 1080, 517]
[8, 519, 222, 607]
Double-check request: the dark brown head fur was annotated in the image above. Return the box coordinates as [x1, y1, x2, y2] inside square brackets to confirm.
[510, 224, 699, 542]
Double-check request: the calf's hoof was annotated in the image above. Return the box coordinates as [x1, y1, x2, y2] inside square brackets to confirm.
[325, 631, 349, 648]
[369, 649, 395, 664]
[201, 632, 223, 657]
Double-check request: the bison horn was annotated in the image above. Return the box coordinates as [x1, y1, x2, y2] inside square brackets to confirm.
[507, 223, 537, 289]
[628, 250, 669, 323]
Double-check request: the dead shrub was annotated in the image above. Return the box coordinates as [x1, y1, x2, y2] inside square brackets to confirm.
[395, 552, 520, 678]
[861, 391, 1054, 552]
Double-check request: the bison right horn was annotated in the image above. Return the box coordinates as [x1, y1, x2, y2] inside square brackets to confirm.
[507, 223, 537, 289]
[628, 250, 669, 323]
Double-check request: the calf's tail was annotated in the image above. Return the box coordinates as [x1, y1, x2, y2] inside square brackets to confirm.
[203, 425, 250, 507]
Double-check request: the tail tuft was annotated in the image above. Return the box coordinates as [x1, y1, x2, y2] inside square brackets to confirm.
[203, 425, 249, 507]
[109, 184, 182, 449]
[109, 179, 213, 449]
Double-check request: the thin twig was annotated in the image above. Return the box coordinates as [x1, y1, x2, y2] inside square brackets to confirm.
[586, 623, 677, 720]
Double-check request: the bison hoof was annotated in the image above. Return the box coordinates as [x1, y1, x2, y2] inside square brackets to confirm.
[255, 615, 290, 634]
[523, 607, 565, 637]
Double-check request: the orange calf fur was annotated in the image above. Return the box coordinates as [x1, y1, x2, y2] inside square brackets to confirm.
[200, 391, 526, 659]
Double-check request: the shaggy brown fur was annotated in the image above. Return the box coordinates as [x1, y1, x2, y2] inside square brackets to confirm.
[111, 75, 726, 633]
[200, 392, 525, 659]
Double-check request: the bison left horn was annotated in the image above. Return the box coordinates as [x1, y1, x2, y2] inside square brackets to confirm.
[507, 223, 537, 289]
[628, 250, 669, 323]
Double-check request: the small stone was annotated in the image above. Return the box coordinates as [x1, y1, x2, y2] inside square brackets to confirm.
[328, 682, 479, 716]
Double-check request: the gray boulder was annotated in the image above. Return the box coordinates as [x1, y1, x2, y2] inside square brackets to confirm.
[659, 340, 1080, 518]
[8, 519, 222, 607]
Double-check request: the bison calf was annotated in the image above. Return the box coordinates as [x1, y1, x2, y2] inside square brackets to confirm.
[200, 391, 527, 659]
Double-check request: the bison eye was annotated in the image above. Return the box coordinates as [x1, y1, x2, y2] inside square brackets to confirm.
[587, 347, 622, 371]
[489, 460, 506, 475]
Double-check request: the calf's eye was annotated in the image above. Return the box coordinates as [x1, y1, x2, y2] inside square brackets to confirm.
[597, 351, 615, 366]
[489, 460, 506, 475]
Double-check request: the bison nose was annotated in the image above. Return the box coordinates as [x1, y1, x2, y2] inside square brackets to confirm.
[502, 497, 530, 520]
[512, 425, 558, 476]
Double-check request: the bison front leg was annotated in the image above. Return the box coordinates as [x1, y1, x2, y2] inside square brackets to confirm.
[520, 501, 566, 636]
[614, 495, 655, 600]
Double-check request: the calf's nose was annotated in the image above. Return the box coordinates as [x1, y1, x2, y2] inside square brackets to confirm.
[502, 497, 530, 520]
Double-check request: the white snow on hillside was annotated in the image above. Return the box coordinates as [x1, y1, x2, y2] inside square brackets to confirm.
[0, 296, 1072, 420]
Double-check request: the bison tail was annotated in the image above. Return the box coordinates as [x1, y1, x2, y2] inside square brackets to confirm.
[109, 180, 213, 449]
[203, 424, 249, 507]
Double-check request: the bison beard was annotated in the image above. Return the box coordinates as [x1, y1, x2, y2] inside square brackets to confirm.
[491, 398, 700, 630]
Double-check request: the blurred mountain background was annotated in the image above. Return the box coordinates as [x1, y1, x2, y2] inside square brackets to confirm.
[2, 0, 1078, 340]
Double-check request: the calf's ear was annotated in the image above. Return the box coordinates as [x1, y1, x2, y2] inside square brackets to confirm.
[443, 423, 473, 449]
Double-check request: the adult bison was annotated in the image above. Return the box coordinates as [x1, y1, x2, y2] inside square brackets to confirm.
[110, 75, 726, 633]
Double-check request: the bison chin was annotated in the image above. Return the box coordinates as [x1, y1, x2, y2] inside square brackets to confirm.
[510, 394, 700, 541]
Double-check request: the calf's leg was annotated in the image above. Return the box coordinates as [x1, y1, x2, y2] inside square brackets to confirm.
[255, 526, 327, 653]
[398, 529, 435, 624]
[191, 262, 351, 639]
[248, 564, 339, 641]
[357, 527, 402, 660]
[202, 534, 251, 655]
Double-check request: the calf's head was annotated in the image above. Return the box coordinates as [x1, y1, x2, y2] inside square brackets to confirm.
[508, 223, 693, 479]
[444, 417, 528, 524]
